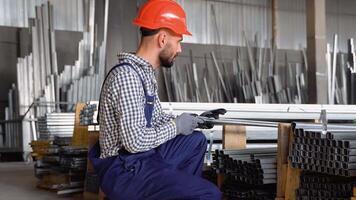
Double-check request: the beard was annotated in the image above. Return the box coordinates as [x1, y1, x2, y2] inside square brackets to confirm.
[159, 45, 177, 68]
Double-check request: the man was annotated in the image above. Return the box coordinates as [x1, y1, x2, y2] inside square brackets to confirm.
[89, 0, 223, 199]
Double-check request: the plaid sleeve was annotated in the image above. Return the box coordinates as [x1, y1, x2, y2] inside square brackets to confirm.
[152, 97, 177, 127]
[110, 69, 177, 153]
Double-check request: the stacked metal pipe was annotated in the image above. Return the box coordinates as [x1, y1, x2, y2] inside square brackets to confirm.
[4, 1, 107, 154]
[79, 102, 99, 125]
[296, 172, 356, 200]
[162, 36, 308, 104]
[325, 35, 356, 105]
[212, 148, 277, 199]
[289, 123, 356, 176]
[34, 137, 88, 195]
[1, 84, 22, 149]
[37, 113, 75, 139]
[347, 38, 356, 104]
[222, 184, 276, 200]
[213, 148, 277, 185]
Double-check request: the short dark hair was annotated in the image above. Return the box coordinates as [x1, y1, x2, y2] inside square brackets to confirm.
[140, 27, 160, 37]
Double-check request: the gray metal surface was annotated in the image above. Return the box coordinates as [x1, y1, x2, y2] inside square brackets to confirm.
[0, 0, 84, 31]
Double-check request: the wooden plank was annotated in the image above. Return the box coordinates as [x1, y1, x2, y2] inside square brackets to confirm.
[83, 191, 98, 200]
[71, 103, 89, 147]
[218, 125, 247, 189]
[222, 125, 246, 149]
[217, 174, 225, 189]
[276, 123, 291, 198]
[284, 125, 301, 200]
[284, 166, 301, 200]
[353, 186, 356, 196]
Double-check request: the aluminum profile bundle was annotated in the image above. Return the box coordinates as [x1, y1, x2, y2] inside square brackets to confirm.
[9, 0, 109, 120]
[59, 146, 88, 171]
[222, 185, 276, 200]
[212, 148, 277, 200]
[79, 102, 99, 125]
[162, 34, 308, 104]
[296, 172, 356, 200]
[36, 144, 88, 195]
[289, 123, 356, 176]
[1, 84, 22, 149]
[37, 113, 75, 139]
[325, 35, 356, 105]
[213, 148, 277, 186]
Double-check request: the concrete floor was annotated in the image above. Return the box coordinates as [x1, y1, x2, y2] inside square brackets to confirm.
[0, 162, 83, 200]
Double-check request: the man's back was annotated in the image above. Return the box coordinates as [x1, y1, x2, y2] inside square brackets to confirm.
[99, 52, 176, 158]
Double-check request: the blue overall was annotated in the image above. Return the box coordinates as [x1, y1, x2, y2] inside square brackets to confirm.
[89, 63, 222, 200]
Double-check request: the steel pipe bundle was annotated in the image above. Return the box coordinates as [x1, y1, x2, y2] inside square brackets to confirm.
[34, 137, 88, 195]
[161, 102, 356, 121]
[79, 102, 99, 125]
[37, 113, 75, 139]
[289, 123, 356, 176]
[213, 148, 277, 186]
[1, 84, 22, 150]
[162, 36, 308, 104]
[296, 172, 356, 200]
[212, 148, 277, 200]
[59, 146, 88, 171]
[222, 184, 276, 200]
[325, 36, 356, 105]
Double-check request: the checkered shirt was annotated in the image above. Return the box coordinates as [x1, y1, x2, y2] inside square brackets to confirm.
[99, 53, 177, 158]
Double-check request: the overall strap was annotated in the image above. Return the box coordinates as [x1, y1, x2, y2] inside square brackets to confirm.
[97, 62, 155, 127]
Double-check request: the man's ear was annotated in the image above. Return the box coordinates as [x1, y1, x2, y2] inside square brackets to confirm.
[157, 31, 167, 49]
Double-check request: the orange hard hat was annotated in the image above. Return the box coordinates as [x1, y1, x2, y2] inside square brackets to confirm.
[133, 0, 192, 36]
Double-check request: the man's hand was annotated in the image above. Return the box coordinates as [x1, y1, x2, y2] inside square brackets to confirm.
[198, 108, 227, 129]
[175, 113, 204, 135]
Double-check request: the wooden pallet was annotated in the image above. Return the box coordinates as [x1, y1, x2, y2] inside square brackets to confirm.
[275, 123, 301, 200]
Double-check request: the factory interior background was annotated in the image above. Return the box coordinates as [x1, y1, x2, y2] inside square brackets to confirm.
[1, 0, 356, 199]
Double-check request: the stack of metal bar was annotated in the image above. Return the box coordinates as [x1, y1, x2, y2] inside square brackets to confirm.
[289, 122, 356, 176]
[325, 35, 356, 105]
[222, 183, 276, 200]
[13, 0, 108, 112]
[80, 102, 99, 125]
[37, 113, 75, 139]
[34, 137, 66, 178]
[347, 38, 356, 104]
[213, 148, 277, 199]
[5, 0, 109, 146]
[55, 147, 88, 195]
[296, 172, 356, 200]
[1, 83, 22, 149]
[34, 137, 88, 195]
[59, 146, 88, 172]
[162, 34, 308, 104]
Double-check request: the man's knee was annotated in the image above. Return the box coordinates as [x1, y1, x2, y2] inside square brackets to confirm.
[191, 131, 207, 147]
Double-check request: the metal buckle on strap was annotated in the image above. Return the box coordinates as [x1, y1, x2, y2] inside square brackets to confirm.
[146, 101, 154, 105]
